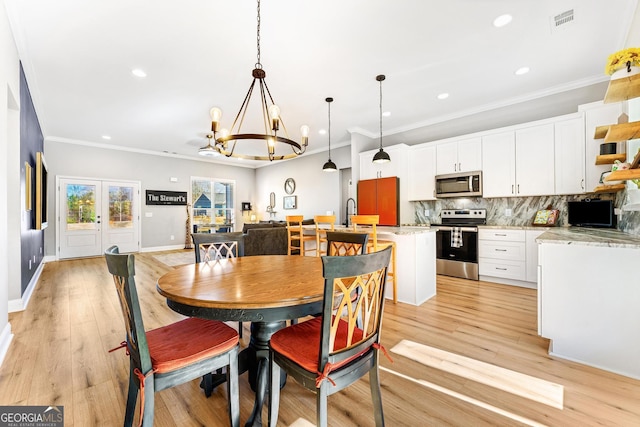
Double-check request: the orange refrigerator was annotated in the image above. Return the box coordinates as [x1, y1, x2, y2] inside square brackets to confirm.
[357, 176, 399, 226]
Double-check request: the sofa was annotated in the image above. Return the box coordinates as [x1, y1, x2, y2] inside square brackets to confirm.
[240, 219, 314, 256]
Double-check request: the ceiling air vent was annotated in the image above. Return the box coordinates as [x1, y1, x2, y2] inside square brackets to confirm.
[550, 9, 574, 33]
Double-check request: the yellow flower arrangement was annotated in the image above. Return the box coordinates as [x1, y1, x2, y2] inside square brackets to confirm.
[605, 47, 640, 75]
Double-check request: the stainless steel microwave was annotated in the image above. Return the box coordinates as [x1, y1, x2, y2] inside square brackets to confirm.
[435, 171, 482, 198]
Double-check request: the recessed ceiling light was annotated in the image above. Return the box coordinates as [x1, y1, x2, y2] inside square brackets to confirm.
[382, 111, 391, 117]
[515, 66, 530, 75]
[131, 68, 147, 78]
[493, 14, 513, 28]
[101, 135, 111, 140]
[318, 129, 327, 135]
[437, 93, 449, 100]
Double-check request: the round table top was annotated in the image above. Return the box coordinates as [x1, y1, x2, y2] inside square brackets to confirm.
[156, 255, 324, 310]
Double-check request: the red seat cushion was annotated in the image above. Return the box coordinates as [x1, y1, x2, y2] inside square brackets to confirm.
[146, 317, 239, 373]
[270, 317, 365, 373]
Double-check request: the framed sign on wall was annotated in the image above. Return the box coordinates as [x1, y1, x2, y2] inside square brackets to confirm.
[283, 195, 297, 209]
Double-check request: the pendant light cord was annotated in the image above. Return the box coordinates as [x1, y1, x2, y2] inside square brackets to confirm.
[379, 77, 383, 148]
[328, 99, 332, 157]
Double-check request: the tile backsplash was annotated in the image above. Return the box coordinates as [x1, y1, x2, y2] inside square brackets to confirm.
[411, 193, 640, 231]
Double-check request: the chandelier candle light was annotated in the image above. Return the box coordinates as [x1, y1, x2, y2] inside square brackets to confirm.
[373, 74, 390, 164]
[322, 97, 337, 172]
[199, 0, 309, 161]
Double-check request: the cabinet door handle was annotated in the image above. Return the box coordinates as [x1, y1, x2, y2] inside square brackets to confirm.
[495, 249, 507, 252]
[495, 233, 507, 236]
[458, 162, 461, 171]
[511, 184, 514, 194]
[581, 178, 585, 190]
[496, 267, 508, 271]
[454, 163, 457, 172]
[517, 184, 520, 194]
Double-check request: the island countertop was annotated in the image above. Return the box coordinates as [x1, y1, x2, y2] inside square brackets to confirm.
[536, 226, 640, 249]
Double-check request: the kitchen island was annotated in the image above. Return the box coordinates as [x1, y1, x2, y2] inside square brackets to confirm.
[309, 225, 437, 306]
[537, 227, 640, 379]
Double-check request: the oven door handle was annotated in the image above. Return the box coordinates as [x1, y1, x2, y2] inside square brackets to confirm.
[437, 226, 477, 232]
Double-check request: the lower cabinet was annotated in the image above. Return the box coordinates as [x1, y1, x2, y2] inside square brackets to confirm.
[478, 229, 526, 281]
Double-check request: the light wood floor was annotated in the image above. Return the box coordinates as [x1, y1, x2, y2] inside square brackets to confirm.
[1, 250, 639, 426]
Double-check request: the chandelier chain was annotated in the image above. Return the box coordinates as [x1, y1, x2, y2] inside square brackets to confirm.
[256, 0, 261, 67]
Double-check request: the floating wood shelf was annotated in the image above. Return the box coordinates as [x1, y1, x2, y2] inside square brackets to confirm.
[605, 168, 640, 181]
[593, 184, 626, 193]
[595, 153, 627, 165]
[604, 121, 640, 143]
[594, 125, 610, 139]
[604, 73, 640, 103]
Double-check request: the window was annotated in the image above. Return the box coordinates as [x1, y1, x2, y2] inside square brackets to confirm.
[191, 177, 235, 229]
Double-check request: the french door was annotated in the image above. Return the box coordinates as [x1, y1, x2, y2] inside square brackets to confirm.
[58, 178, 140, 259]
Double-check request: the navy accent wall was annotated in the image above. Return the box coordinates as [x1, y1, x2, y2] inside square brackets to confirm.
[20, 63, 45, 295]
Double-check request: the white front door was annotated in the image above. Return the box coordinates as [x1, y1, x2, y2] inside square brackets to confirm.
[58, 178, 140, 259]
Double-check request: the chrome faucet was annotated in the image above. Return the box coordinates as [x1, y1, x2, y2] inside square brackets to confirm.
[344, 198, 357, 226]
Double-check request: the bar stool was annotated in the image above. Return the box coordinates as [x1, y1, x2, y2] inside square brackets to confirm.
[313, 214, 335, 257]
[350, 214, 397, 303]
[286, 215, 315, 256]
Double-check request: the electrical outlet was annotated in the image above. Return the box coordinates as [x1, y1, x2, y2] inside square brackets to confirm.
[505, 208, 512, 217]
[424, 209, 430, 216]
[170, 235, 175, 240]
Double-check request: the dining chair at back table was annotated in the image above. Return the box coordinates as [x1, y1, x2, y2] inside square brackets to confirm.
[104, 246, 240, 427]
[268, 246, 393, 427]
[192, 232, 246, 337]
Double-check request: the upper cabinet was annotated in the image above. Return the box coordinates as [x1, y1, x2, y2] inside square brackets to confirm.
[408, 144, 436, 201]
[359, 144, 408, 180]
[482, 124, 555, 198]
[554, 116, 586, 195]
[435, 137, 482, 175]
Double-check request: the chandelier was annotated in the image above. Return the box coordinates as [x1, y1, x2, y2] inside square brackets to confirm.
[199, 0, 309, 161]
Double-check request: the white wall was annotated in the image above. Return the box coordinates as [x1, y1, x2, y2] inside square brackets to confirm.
[0, 0, 20, 364]
[45, 141, 256, 254]
[254, 146, 350, 221]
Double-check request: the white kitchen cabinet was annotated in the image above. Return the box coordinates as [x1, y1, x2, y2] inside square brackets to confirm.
[515, 124, 555, 196]
[436, 137, 482, 175]
[554, 115, 586, 195]
[478, 229, 526, 281]
[481, 131, 516, 197]
[482, 124, 555, 197]
[408, 144, 436, 201]
[579, 101, 626, 192]
[359, 144, 408, 180]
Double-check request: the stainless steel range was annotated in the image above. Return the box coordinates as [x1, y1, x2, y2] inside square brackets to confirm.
[435, 209, 486, 280]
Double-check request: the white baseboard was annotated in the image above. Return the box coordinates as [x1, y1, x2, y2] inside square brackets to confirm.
[0, 322, 14, 368]
[8, 261, 44, 313]
[140, 244, 188, 253]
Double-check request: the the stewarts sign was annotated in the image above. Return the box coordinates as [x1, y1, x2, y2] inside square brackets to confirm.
[145, 190, 188, 206]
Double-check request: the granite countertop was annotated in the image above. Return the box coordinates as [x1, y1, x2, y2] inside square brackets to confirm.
[536, 227, 640, 248]
[479, 225, 553, 231]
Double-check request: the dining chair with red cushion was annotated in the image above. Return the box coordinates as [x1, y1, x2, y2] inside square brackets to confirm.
[268, 246, 393, 427]
[105, 246, 240, 427]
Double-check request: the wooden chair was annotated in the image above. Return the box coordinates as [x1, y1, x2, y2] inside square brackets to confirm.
[325, 231, 368, 256]
[104, 246, 240, 427]
[192, 232, 245, 337]
[350, 214, 398, 303]
[286, 215, 315, 256]
[314, 215, 336, 257]
[268, 246, 393, 427]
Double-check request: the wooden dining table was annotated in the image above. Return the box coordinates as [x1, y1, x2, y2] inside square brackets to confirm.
[156, 255, 325, 427]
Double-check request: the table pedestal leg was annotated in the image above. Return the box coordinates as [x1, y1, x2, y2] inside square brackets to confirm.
[245, 320, 286, 427]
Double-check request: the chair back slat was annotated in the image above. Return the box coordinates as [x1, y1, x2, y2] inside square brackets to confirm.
[104, 246, 152, 372]
[192, 232, 244, 262]
[320, 246, 391, 366]
[314, 215, 336, 257]
[350, 215, 379, 248]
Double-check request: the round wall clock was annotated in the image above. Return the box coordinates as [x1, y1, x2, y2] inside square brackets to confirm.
[284, 178, 296, 194]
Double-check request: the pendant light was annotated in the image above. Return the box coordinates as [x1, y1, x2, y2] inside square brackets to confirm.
[372, 74, 391, 164]
[322, 97, 337, 172]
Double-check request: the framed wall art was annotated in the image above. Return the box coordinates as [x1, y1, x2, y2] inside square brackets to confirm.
[283, 195, 297, 210]
[25, 161, 32, 211]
